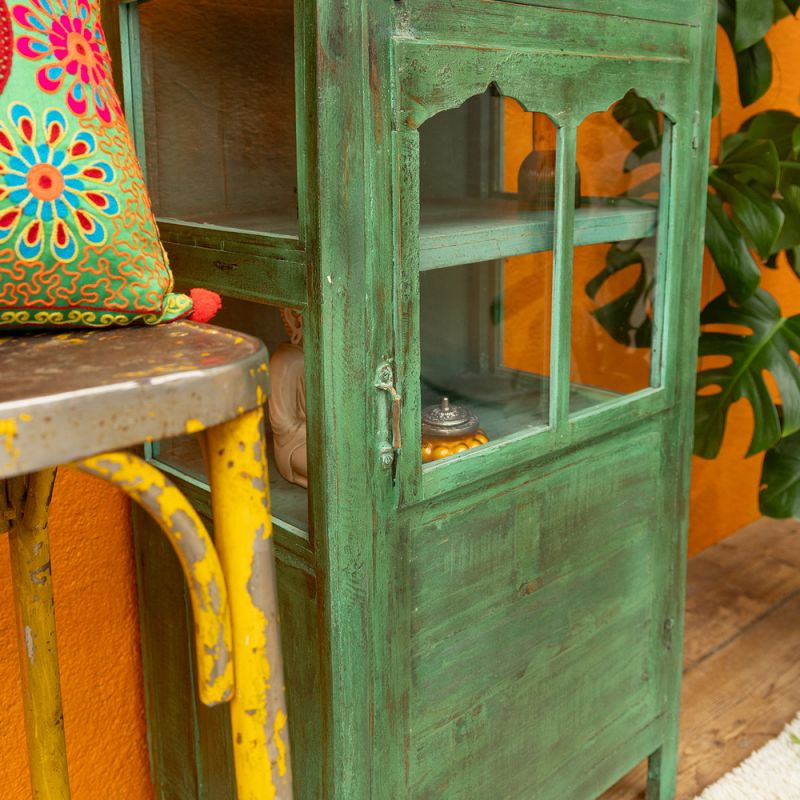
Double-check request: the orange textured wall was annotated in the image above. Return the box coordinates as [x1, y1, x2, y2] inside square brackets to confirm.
[0, 469, 153, 800]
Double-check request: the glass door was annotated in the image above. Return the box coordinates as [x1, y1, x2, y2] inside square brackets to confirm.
[413, 89, 670, 467]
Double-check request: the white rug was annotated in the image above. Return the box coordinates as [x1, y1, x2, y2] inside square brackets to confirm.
[695, 712, 800, 799]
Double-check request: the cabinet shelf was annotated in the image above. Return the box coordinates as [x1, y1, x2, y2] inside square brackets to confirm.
[420, 196, 657, 271]
[152, 434, 310, 537]
[157, 209, 299, 238]
[421, 370, 618, 444]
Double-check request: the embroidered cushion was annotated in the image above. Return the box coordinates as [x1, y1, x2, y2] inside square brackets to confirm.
[0, 0, 193, 327]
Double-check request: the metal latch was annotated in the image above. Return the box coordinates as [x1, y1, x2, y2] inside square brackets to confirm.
[375, 363, 402, 469]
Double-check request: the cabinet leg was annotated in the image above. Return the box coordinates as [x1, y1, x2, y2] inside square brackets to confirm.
[205, 408, 293, 800]
[7, 469, 71, 799]
[646, 730, 678, 800]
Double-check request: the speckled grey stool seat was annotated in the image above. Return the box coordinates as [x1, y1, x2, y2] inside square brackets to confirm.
[0, 321, 292, 800]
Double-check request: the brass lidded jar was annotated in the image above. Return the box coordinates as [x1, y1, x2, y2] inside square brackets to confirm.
[421, 397, 489, 463]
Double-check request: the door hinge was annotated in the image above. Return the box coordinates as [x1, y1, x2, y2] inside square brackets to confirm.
[375, 362, 402, 470]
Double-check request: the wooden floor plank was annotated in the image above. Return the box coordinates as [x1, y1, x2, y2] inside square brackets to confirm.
[678, 592, 800, 797]
[683, 519, 800, 669]
[600, 518, 800, 800]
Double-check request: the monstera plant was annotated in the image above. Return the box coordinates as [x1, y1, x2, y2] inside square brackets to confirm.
[590, 1, 800, 518]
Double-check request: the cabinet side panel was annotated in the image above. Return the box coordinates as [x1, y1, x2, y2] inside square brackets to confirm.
[408, 424, 668, 799]
[133, 505, 202, 800]
[274, 553, 324, 800]
[133, 507, 322, 800]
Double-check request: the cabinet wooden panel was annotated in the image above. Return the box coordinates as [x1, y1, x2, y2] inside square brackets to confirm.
[408, 427, 664, 797]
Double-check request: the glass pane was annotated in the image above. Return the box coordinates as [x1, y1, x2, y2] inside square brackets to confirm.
[137, 0, 298, 235]
[571, 92, 665, 411]
[419, 93, 568, 270]
[153, 298, 309, 533]
[420, 255, 552, 463]
[418, 96, 556, 464]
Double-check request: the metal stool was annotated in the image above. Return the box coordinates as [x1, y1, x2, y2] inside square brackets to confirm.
[0, 321, 292, 800]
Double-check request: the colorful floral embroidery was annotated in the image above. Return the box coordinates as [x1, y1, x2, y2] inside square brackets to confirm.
[0, 0, 192, 328]
[12, 0, 120, 124]
[0, 101, 118, 262]
[0, 0, 12, 96]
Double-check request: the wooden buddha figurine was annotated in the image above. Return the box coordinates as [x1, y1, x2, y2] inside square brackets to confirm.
[269, 307, 308, 488]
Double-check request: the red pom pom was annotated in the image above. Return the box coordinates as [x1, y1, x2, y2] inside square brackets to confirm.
[188, 288, 222, 323]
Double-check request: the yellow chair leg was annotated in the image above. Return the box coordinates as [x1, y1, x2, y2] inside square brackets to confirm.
[205, 408, 293, 800]
[6, 469, 71, 800]
[74, 453, 234, 707]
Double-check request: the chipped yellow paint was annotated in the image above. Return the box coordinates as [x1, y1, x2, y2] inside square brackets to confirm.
[205, 408, 292, 800]
[0, 417, 20, 465]
[18, 413, 32, 422]
[47, 333, 86, 344]
[7, 468, 70, 798]
[185, 419, 205, 434]
[235, 336, 244, 344]
[274, 709, 288, 777]
[74, 452, 234, 706]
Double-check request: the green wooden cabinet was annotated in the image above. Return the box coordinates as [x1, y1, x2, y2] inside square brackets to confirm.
[113, 0, 716, 797]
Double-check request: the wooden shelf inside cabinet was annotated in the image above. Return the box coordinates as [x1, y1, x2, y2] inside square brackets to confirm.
[420, 196, 658, 270]
[420, 371, 619, 445]
[152, 434, 310, 537]
[157, 210, 300, 238]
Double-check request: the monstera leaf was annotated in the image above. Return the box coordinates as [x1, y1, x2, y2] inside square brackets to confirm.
[695, 289, 800, 459]
[611, 91, 662, 171]
[585, 91, 661, 347]
[709, 136, 782, 259]
[585, 240, 654, 348]
[592, 130, 784, 340]
[717, 0, 776, 106]
[730, 0, 774, 51]
[705, 193, 761, 303]
[736, 112, 800, 268]
[760, 429, 800, 518]
[742, 110, 800, 159]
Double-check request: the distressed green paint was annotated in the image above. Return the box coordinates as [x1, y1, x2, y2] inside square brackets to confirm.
[165, 242, 307, 310]
[550, 123, 577, 431]
[120, 1, 717, 798]
[420, 199, 657, 272]
[395, 42, 692, 131]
